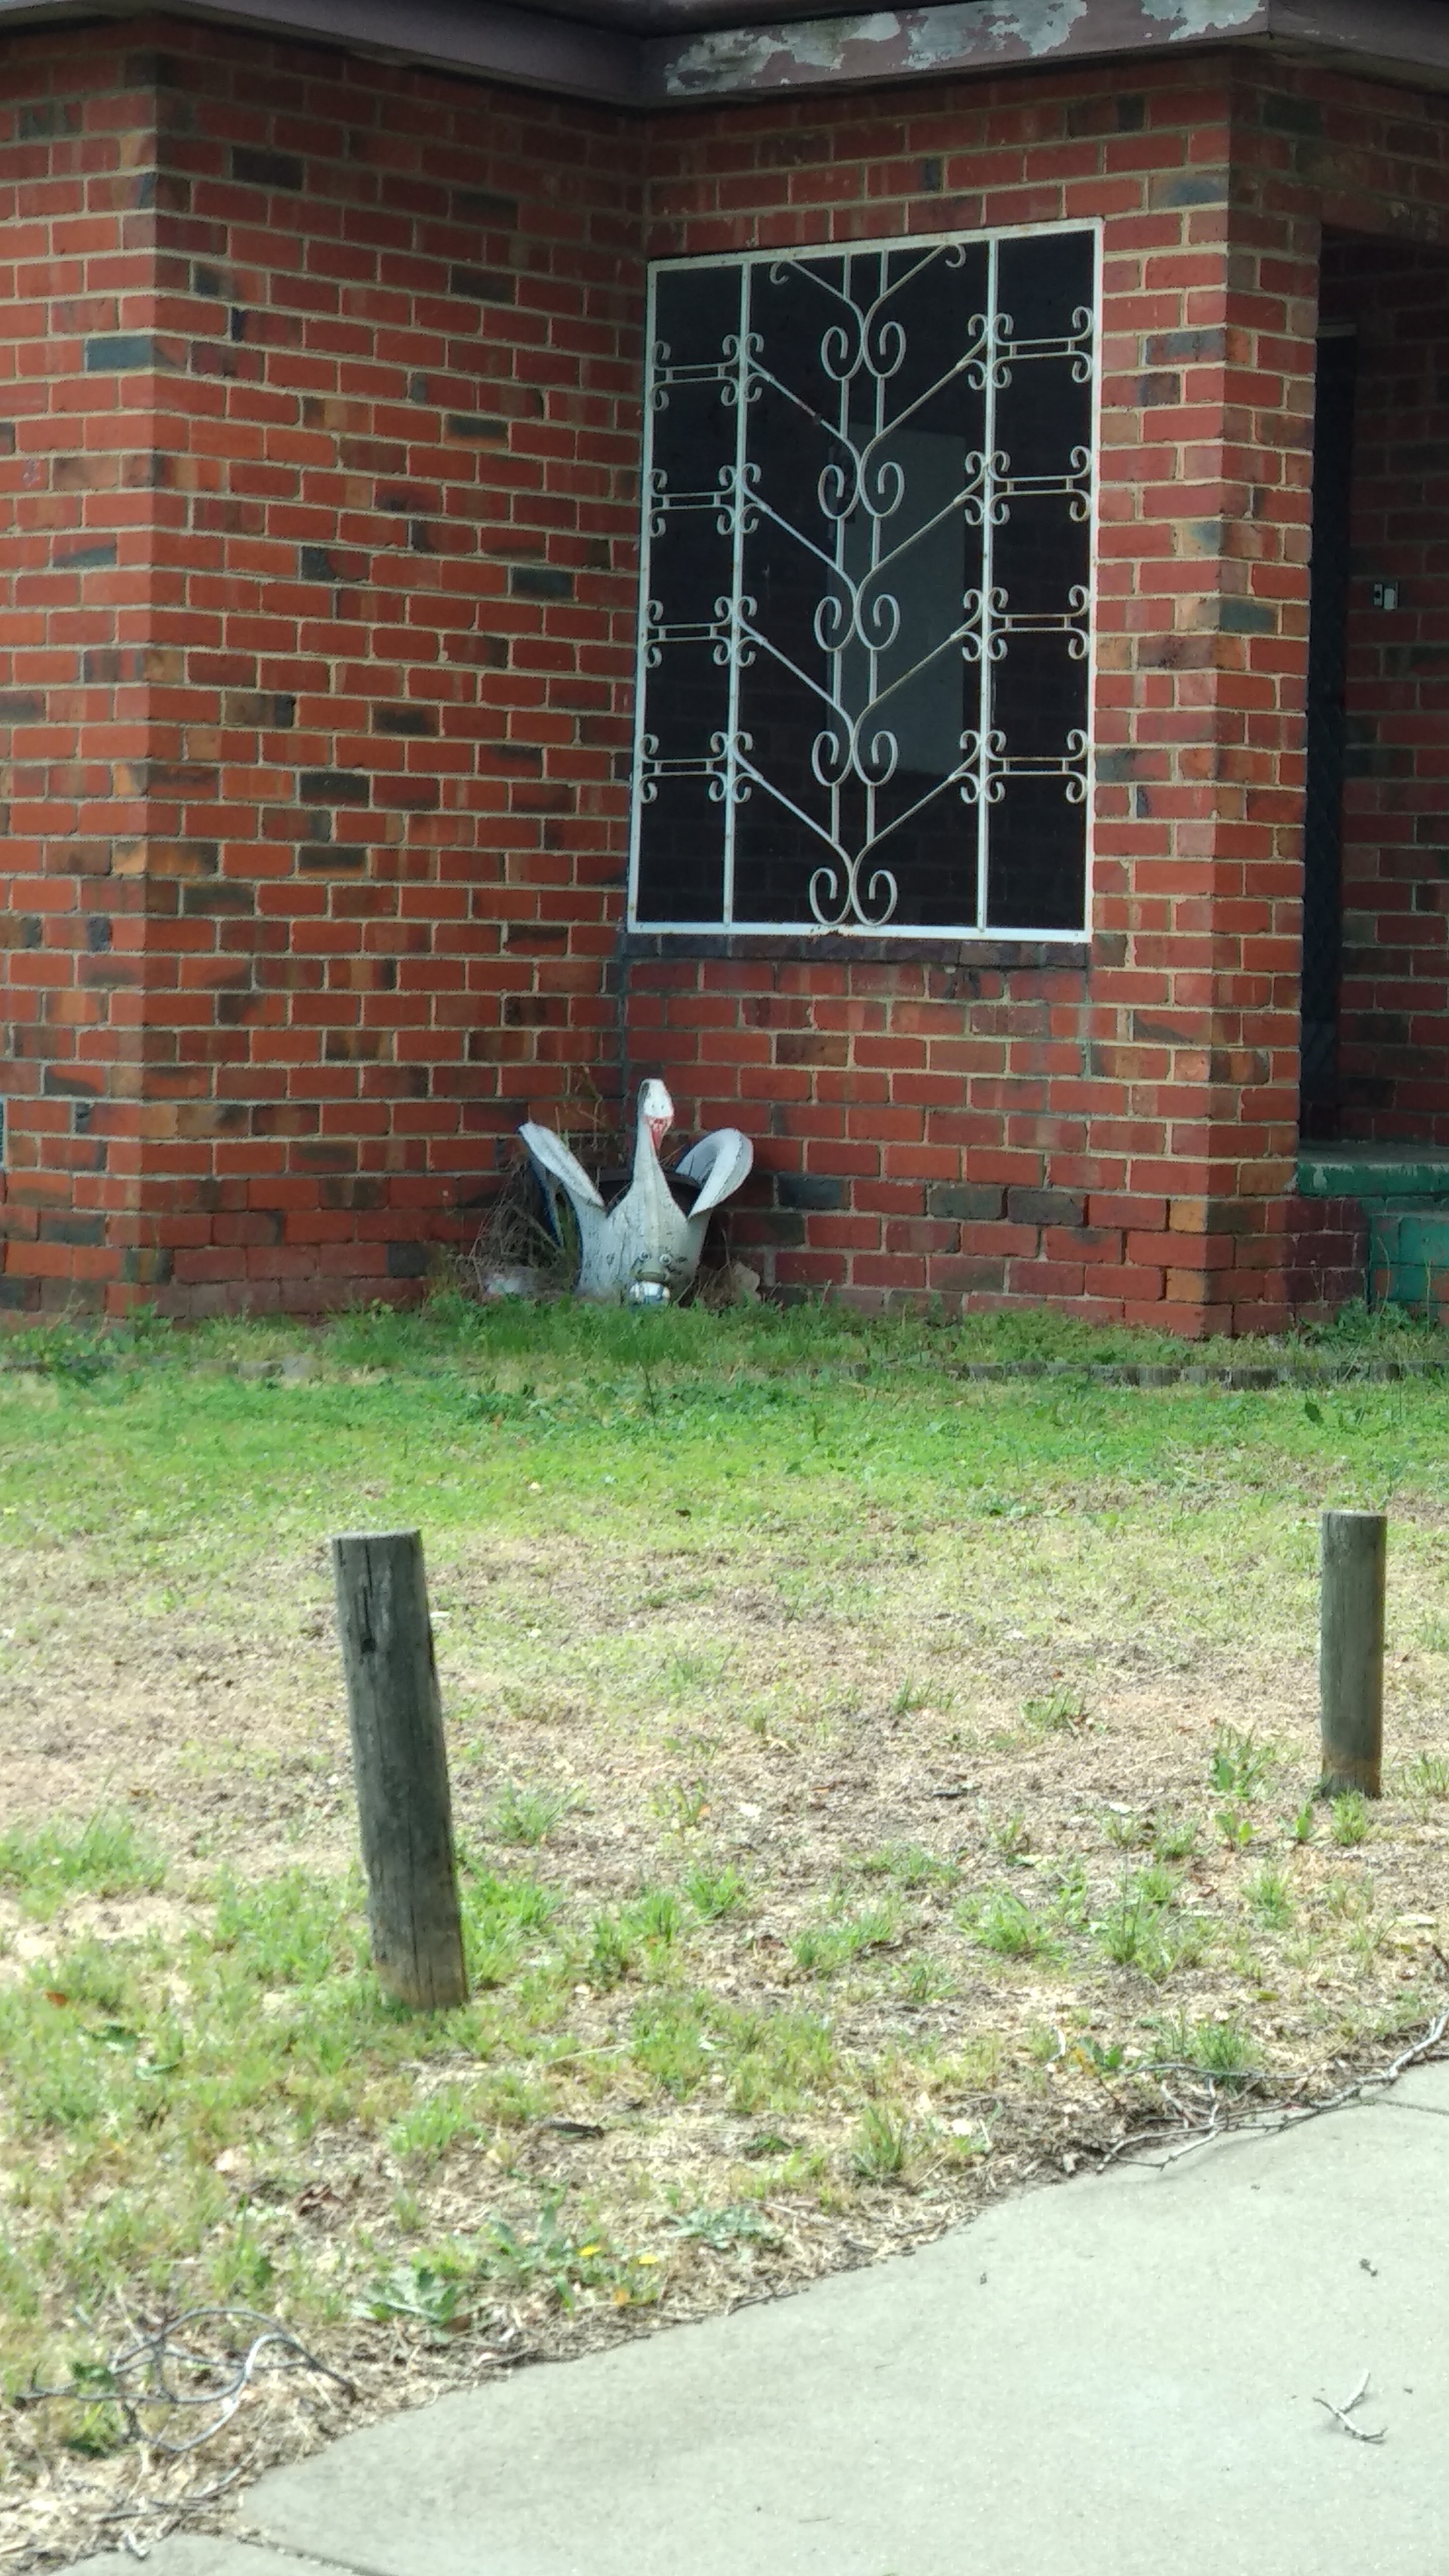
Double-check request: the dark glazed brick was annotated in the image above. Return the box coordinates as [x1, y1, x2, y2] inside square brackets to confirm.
[1006, 1188, 1086, 1227]
[758, 129, 831, 166]
[231, 146, 304, 190]
[299, 771, 370, 805]
[503, 994, 568, 1026]
[20, 102, 77, 138]
[1145, 328, 1228, 365]
[40, 1214, 105, 1246]
[183, 883, 256, 914]
[1155, 171, 1226, 207]
[1348, 1012, 1410, 1045]
[450, 265, 516, 304]
[927, 1183, 1005, 1221]
[125, 50, 190, 84]
[299, 546, 340, 581]
[85, 915, 112, 951]
[509, 566, 573, 602]
[121, 1248, 175, 1286]
[452, 188, 519, 226]
[1262, 93, 1322, 135]
[85, 335, 165, 372]
[52, 541, 117, 570]
[223, 691, 296, 728]
[386, 1241, 431, 1277]
[777, 1173, 845, 1212]
[0, 694, 43, 721]
[446, 413, 507, 442]
[374, 707, 437, 736]
[299, 844, 367, 871]
[1216, 599, 1276, 635]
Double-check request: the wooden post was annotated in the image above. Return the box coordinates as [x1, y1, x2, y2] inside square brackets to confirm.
[331, 1529, 469, 2010]
[1320, 1510, 1387, 1800]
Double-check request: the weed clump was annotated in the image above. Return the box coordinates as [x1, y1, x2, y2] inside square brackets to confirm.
[850, 2103, 915, 2183]
[1330, 1791, 1371, 1848]
[969, 1890, 1060, 1962]
[0, 1815, 166, 1920]
[486, 1783, 582, 1847]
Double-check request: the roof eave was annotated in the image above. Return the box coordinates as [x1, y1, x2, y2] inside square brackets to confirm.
[2, 0, 1448, 110]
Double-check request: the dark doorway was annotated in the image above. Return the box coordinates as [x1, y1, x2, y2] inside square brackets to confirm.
[1298, 330, 1357, 1139]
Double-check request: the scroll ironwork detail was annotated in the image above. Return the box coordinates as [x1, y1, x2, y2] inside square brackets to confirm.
[632, 227, 1096, 937]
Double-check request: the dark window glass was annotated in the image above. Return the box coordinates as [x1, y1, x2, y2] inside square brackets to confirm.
[633, 228, 1095, 937]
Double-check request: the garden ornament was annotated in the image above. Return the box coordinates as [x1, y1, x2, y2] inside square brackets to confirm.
[519, 1080, 752, 1304]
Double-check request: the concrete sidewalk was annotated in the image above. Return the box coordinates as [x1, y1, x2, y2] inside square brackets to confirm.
[74, 2062, 1449, 2576]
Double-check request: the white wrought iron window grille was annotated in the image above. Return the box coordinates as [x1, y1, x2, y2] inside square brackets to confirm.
[630, 224, 1097, 938]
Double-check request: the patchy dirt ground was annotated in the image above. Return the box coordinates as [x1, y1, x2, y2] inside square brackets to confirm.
[4, 1372, 1449, 2568]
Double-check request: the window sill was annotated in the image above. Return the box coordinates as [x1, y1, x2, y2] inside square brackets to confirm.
[621, 931, 1092, 970]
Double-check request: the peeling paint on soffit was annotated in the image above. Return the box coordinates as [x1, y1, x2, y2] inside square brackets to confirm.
[8, 0, 1448, 108]
[654, 0, 1269, 96]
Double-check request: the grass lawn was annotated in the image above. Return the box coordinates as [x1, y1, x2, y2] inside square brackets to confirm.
[4, 1294, 1449, 2563]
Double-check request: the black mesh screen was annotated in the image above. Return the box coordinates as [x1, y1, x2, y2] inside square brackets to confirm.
[1300, 333, 1356, 1135]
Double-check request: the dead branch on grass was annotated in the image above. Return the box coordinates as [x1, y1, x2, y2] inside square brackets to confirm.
[1095, 2006, 1449, 2175]
[14, 2305, 353, 2457]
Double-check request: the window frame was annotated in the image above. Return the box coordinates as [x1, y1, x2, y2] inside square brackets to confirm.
[628, 215, 1104, 947]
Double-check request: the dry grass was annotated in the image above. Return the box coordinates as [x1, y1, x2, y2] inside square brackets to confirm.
[2, 1301, 1449, 2566]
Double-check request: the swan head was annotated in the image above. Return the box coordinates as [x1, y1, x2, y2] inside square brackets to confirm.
[637, 1078, 674, 1160]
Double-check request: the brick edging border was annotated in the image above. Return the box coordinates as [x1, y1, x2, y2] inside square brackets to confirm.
[954, 1355, 1445, 1387]
[0, 1350, 1440, 1389]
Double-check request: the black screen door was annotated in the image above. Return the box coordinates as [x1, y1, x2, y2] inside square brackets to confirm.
[1299, 331, 1356, 1137]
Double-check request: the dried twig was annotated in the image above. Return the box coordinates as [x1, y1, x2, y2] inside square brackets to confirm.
[16, 2306, 354, 2457]
[97, 2459, 252, 2522]
[1314, 2368, 1385, 2444]
[1095, 2006, 1449, 2175]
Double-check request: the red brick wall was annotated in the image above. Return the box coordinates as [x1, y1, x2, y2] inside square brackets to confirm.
[1320, 239, 1449, 1146]
[4, 29, 1449, 1326]
[0, 18, 640, 1315]
[628, 60, 1449, 1330]
[0, 47, 157, 1309]
[634, 58, 1317, 1331]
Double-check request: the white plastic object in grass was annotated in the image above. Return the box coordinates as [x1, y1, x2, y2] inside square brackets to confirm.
[520, 1079, 752, 1304]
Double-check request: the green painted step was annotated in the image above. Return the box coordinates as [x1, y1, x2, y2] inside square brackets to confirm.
[1368, 1207, 1449, 1311]
[1296, 1144, 1449, 1202]
[1295, 1146, 1449, 1309]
